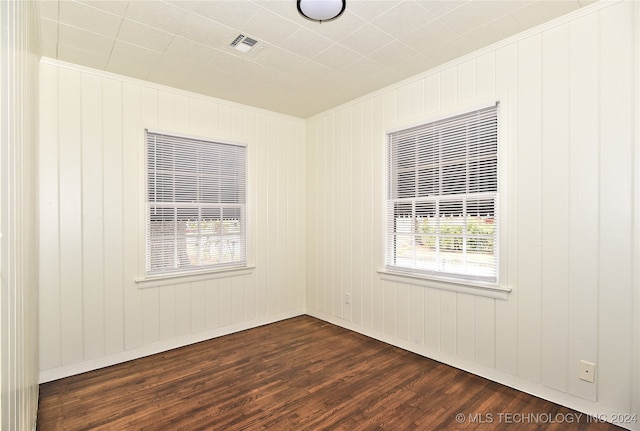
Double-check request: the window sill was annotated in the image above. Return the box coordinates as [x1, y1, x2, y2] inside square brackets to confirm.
[135, 265, 255, 288]
[376, 269, 511, 300]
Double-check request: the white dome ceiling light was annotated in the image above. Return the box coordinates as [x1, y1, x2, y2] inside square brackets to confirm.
[297, 0, 346, 23]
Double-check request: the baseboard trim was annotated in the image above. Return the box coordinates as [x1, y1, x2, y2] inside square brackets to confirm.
[39, 309, 305, 384]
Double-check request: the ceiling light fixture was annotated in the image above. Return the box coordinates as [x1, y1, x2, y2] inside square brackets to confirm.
[297, 0, 346, 23]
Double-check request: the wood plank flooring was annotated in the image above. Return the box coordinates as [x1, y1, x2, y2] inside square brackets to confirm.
[37, 316, 624, 431]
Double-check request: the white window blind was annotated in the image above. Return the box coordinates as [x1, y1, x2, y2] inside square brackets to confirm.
[146, 130, 246, 276]
[385, 104, 499, 283]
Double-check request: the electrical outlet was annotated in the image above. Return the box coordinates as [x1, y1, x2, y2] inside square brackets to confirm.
[344, 292, 351, 305]
[579, 360, 596, 383]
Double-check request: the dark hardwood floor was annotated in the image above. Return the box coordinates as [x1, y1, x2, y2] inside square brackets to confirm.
[37, 316, 624, 431]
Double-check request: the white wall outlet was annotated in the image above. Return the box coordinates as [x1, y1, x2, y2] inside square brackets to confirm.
[579, 360, 596, 383]
[344, 292, 351, 305]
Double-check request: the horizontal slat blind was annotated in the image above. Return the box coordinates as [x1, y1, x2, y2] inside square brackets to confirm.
[146, 130, 246, 275]
[385, 104, 499, 283]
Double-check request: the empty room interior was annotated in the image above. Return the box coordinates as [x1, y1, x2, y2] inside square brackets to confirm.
[2, 0, 640, 429]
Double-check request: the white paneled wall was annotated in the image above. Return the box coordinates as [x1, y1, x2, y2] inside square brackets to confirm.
[0, 0, 40, 429]
[307, 1, 638, 427]
[38, 60, 306, 382]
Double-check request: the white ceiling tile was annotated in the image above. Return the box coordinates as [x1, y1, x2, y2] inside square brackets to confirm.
[147, 55, 198, 89]
[58, 43, 109, 69]
[423, 36, 475, 66]
[164, 36, 216, 64]
[390, 53, 439, 76]
[106, 40, 162, 79]
[347, 1, 398, 22]
[279, 27, 334, 58]
[510, 1, 580, 30]
[76, 0, 129, 17]
[416, 0, 469, 17]
[372, 1, 437, 39]
[462, 14, 522, 51]
[58, 22, 114, 56]
[117, 18, 174, 52]
[241, 8, 302, 45]
[206, 49, 255, 76]
[125, 1, 190, 34]
[165, 0, 200, 12]
[176, 13, 238, 50]
[352, 67, 405, 93]
[58, 0, 123, 38]
[338, 56, 386, 79]
[366, 39, 419, 65]
[290, 60, 334, 82]
[249, 0, 304, 24]
[40, 17, 59, 41]
[255, 46, 307, 70]
[400, 19, 459, 52]
[194, 0, 259, 29]
[39, 0, 59, 20]
[339, 24, 392, 54]
[313, 43, 360, 70]
[439, 0, 526, 34]
[182, 66, 235, 97]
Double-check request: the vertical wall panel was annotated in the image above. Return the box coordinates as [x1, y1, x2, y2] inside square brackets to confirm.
[204, 278, 220, 330]
[383, 280, 397, 337]
[81, 73, 105, 360]
[39, 64, 61, 370]
[102, 78, 125, 356]
[174, 283, 191, 336]
[424, 287, 440, 350]
[351, 105, 363, 325]
[191, 281, 206, 334]
[598, 1, 634, 411]
[540, 24, 571, 393]
[342, 110, 353, 320]
[493, 42, 519, 377]
[475, 297, 495, 368]
[475, 52, 496, 99]
[277, 119, 289, 314]
[371, 95, 385, 333]
[515, 34, 543, 384]
[457, 59, 475, 103]
[409, 79, 425, 119]
[567, 11, 600, 402]
[122, 83, 143, 351]
[396, 283, 410, 341]
[439, 291, 456, 356]
[360, 99, 374, 329]
[254, 113, 268, 319]
[58, 67, 84, 366]
[410, 285, 425, 345]
[456, 294, 476, 362]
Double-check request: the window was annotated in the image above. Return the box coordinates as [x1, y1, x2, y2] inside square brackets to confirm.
[385, 103, 499, 284]
[146, 130, 246, 276]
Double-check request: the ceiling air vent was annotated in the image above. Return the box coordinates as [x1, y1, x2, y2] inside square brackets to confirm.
[229, 34, 260, 54]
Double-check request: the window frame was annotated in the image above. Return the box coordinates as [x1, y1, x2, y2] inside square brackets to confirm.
[381, 101, 510, 299]
[136, 128, 252, 286]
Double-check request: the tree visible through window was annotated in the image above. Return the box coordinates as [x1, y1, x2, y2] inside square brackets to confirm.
[385, 104, 499, 283]
[146, 130, 246, 276]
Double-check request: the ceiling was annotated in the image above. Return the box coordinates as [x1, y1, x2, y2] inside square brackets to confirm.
[38, 0, 595, 118]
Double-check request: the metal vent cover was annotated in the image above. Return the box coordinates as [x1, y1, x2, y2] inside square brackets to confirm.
[229, 34, 261, 54]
